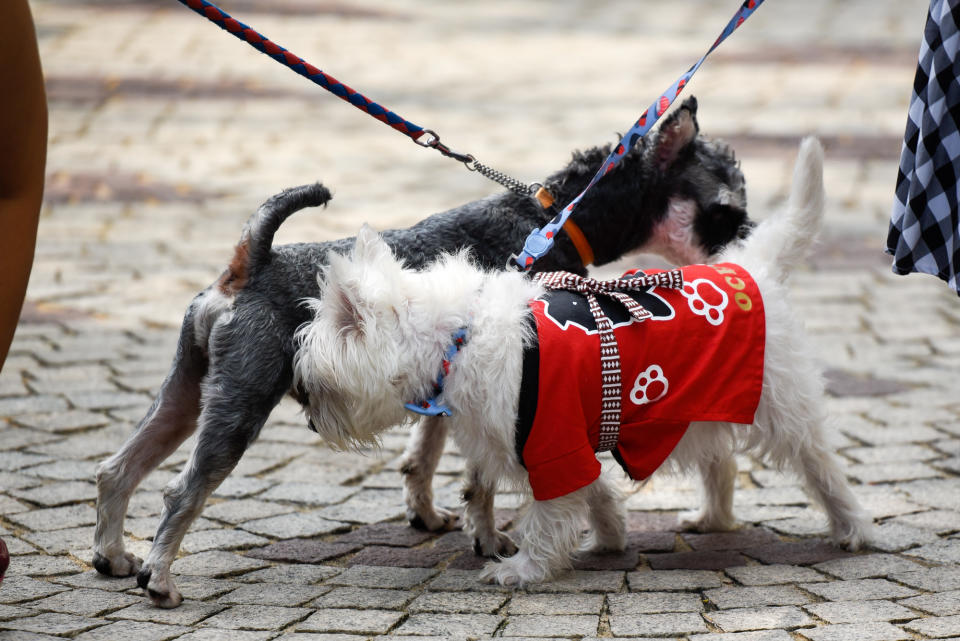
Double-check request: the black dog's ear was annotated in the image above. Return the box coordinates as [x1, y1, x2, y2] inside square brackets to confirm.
[654, 96, 700, 171]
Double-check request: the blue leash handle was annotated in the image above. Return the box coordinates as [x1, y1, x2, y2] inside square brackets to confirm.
[513, 0, 765, 270]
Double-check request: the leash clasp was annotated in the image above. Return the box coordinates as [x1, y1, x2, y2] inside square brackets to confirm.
[414, 129, 475, 164]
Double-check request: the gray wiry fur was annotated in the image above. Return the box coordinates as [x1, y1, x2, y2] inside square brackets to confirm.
[93, 96, 751, 608]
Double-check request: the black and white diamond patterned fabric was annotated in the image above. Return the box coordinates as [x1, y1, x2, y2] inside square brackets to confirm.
[887, 0, 960, 295]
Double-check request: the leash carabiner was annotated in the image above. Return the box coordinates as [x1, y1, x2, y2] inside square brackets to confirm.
[414, 129, 475, 165]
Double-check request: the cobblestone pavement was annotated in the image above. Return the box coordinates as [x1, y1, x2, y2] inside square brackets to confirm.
[2, 0, 959, 639]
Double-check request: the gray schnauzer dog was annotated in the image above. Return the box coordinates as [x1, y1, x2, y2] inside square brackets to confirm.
[93, 97, 751, 607]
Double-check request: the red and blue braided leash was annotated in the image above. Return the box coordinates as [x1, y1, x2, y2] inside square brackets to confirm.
[513, 0, 765, 270]
[174, 0, 426, 142]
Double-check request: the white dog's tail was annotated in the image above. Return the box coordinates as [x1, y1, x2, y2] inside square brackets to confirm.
[727, 137, 824, 281]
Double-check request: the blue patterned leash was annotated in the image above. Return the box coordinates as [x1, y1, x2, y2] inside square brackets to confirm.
[513, 0, 765, 270]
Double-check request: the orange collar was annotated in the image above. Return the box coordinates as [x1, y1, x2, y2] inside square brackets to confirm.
[534, 186, 594, 267]
[562, 218, 594, 268]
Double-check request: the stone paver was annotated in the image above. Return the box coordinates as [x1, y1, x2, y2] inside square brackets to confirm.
[503, 614, 600, 637]
[106, 602, 226, 627]
[704, 606, 815, 633]
[215, 584, 330, 607]
[168, 551, 270, 578]
[327, 565, 438, 589]
[310, 587, 413, 610]
[1, 0, 957, 638]
[408, 591, 508, 614]
[27, 587, 140, 617]
[199, 605, 312, 631]
[180, 529, 270, 554]
[524, 570, 626, 593]
[391, 613, 502, 637]
[238, 512, 349, 539]
[903, 615, 960, 638]
[705, 586, 811, 610]
[726, 564, 829, 586]
[71, 620, 191, 641]
[628, 569, 725, 591]
[607, 592, 703, 615]
[691, 632, 793, 641]
[0, 613, 105, 636]
[609, 612, 710, 637]
[889, 567, 960, 591]
[800, 579, 918, 602]
[797, 622, 912, 641]
[803, 600, 918, 624]
[0, 576, 69, 604]
[898, 591, 960, 616]
[236, 565, 340, 585]
[812, 554, 923, 580]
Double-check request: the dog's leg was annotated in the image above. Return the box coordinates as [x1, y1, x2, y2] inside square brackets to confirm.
[667, 422, 739, 532]
[136, 385, 280, 608]
[479, 483, 590, 586]
[462, 462, 517, 557]
[137, 322, 289, 608]
[581, 475, 626, 553]
[684, 450, 739, 532]
[401, 417, 459, 531]
[788, 427, 872, 550]
[94, 314, 206, 578]
[756, 377, 872, 550]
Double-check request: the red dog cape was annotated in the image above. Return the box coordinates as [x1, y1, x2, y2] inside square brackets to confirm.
[514, 263, 765, 501]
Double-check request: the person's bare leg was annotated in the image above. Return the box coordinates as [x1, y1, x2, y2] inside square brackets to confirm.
[0, 0, 48, 371]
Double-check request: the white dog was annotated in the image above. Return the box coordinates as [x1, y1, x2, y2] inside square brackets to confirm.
[294, 138, 872, 586]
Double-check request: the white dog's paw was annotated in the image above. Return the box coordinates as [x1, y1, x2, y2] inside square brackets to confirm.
[679, 511, 739, 533]
[407, 505, 461, 532]
[473, 530, 518, 558]
[579, 530, 626, 555]
[833, 519, 876, 552]
[92, 549, 142, 578]
[478, 553, 548, 587]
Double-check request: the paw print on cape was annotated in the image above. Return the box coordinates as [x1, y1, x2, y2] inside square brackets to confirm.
[681, 278, 728, 326]
[630, 365, 669, 406]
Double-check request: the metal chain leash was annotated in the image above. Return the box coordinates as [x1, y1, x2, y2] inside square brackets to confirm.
[468, 159, 538, 198]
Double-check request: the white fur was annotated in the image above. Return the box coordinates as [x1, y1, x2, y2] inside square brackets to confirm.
[295, 137, 873, 586]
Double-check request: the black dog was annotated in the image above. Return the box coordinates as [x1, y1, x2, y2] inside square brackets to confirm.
[93, 97, 751, 607]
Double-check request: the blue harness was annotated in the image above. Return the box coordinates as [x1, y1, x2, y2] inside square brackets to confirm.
[404, 327, 468, 417]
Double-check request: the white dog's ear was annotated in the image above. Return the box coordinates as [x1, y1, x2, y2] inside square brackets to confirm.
[354, 224, 396, 266]
[321, 254, 367, 337]
[331, 283, 365, 337]
[653, 96, 699, 170]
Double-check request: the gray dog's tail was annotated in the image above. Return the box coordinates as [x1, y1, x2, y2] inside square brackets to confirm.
[218, 183, 332, 295]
